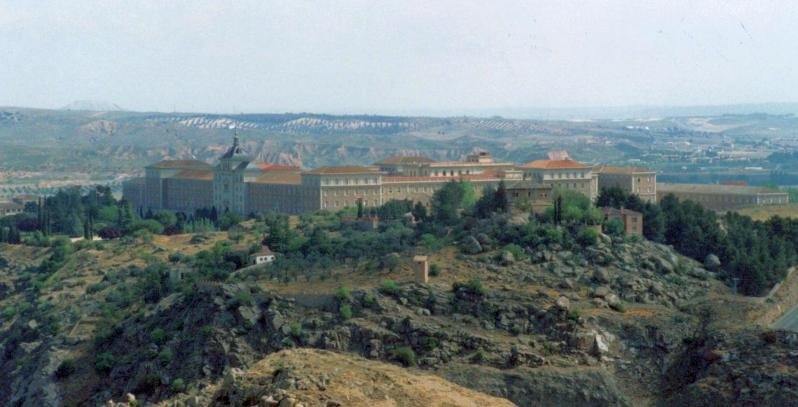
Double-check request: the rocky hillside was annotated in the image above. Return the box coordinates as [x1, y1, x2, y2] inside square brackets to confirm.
[0, 226, 796, 406]
[149, 348, 516, 407]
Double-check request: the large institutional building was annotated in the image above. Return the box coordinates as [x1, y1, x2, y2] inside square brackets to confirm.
[122, 136, 792, 215]
[123, 137, 618, 215]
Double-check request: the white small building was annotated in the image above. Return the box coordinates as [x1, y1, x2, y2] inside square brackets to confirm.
[252, 247, 276, 265]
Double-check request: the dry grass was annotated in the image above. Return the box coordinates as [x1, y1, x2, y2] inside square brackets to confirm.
[166, 348, 516, 407]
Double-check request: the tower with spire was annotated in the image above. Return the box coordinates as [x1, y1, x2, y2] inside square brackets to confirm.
[213, 129, 253, 214]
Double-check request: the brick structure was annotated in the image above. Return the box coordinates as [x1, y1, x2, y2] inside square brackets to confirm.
[413, 255, 429, 283]
[596, 166, 657, 203]
[601, 207, 643, 235]
[657, 183, 789, 211]
[504, 181, 553, 214]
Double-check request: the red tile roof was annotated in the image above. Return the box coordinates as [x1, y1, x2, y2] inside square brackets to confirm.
[596, 165, 653, 174]
[173, 170, 214, 180]
[251, 171, 301, 184]
[382, 172, 501, 182]
[306, 166, 381, 175]
[375, 156, 435, 165]
[521, 159, 587, 169]
[256, 163, 300, 171]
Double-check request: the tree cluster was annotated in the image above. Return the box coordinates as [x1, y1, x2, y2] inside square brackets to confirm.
[598, 187, 798, 295]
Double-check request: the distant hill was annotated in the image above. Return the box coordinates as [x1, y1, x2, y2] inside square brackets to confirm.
[1, 105, 797, 197]
[60, 100, 123, 112]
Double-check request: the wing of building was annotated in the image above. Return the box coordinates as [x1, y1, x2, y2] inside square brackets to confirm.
[657, 183, 789, 210]
[519, 159, 599, 201]
[595, 166, 657, 203]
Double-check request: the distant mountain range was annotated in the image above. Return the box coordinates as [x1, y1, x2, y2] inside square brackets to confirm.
[0, 105, 796, 196]
[37, 101, 798, 119]
[411, 103, 798, 121]
[60, 100, 123, 112]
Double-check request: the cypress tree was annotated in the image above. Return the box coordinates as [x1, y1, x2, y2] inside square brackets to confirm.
[494, 180, 509, 213]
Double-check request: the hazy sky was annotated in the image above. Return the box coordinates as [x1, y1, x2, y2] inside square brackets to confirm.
[1, 0, 796, 115]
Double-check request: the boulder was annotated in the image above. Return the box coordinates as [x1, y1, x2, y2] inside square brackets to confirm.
[653, 256, 675, 274]
[367, 339, 382, 358]
[223, 367, 245, 389]
[592, 269, 611, 284]
[704, 254, 721, 270]
[592, 286, 610, 298]
[475, 233, 492, 247]
[649, 281, 664, 295]
[558, 278, 574, 290]
[500, 251, 515, 265]
[569, 331, 596, 351]
[592, 333, 609, 356]
[238, 306, 261, 326]
[605, 294, 621, 308]
[267, 309, 285, 330]
[461, 236, 483, 254]
[555, 296, 570, 312]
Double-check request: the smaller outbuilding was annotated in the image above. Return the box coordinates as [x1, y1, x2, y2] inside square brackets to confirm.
[252, 247, 276, 265]
[601, 207, 643, 236]
[413, 255, 429, 283]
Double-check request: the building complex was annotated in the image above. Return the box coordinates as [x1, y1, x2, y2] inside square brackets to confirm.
[124, 136, 622, 216]
[121, 136, 794, 217]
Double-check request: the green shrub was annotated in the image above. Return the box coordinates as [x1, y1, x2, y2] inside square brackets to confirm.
[94, 352, 115, 375]
[471, 349, 486, 363]
[362, 293, 376, 307]
[230, 291, 254, 307]
[289, 323, 304, 340]
[158, 348, 173, 365]
[170, 378, 185, 392]
[429, 263, 440, 277]
[420, 233, 439, 250]
[609, 301, 626, 313]
[421, 336, 440, 351]
[151, 328, 167, 344]
[577, 227, 599, 246]
[335, 286, 352, 303]
[339, 304, 353, 320]
[604, 218, 625, 236]
[453, 278, 485, 296]
[2, 305, 16, 319]
[281, 337, 296, 348]
[55, 359, 76, 379]
[86, 281, 109, 294]
[502, 243, 524, 260]
[378, 280, 401, 296]
[390, 346, 416, 367]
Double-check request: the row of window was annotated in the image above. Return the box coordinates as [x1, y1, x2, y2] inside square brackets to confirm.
[386, 185, 436, 194]
[431, 169, 476, 177]
[321, 177, 379, 186]
[323, 189, 379, 197]
[544, 172, 588, 179]
[322, 199, 377, 209]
